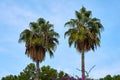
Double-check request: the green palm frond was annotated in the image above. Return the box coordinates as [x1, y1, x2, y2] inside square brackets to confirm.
[75, 11, 82, 20]
[37, 18, 46, 26]
[18, 29, 32, 43]
[85, 11, 92, 18]
[51, 37, 59, 44]
[68, 37, 74, 47]
[29, 22, 38, 32]
[49, 30, 59, 38]
[65, 19, 77, 27]
[47, 48, 54, 58]
[64, 6, 104, 53]
[80, 6, 86, 13]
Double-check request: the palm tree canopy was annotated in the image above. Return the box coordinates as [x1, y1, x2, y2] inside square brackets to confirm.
[19, 18, 59, 62]
[64, 6, 104, 53]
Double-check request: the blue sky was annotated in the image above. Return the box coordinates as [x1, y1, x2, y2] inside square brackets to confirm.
[0, 0, 120, 79]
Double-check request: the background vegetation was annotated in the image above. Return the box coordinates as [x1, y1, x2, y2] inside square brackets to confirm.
[2, 63, 120, 80]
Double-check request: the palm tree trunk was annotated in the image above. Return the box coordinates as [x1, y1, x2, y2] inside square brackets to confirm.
[81, 51, 85, 79]
[35, 61, 40, 80]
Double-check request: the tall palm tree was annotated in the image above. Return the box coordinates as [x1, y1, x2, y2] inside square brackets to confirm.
[19, 18, 59, 80]
[64, 7, 103, 79]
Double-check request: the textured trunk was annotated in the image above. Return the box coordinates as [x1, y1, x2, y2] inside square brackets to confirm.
[81, 51, 85, 79]
[35, 61, 40, 80]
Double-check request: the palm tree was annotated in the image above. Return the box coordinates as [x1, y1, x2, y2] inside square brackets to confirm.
[64, 7, 103, 79]
[19, 18, 59, 80]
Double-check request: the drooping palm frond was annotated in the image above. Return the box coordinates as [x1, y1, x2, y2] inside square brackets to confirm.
[65, 19, 77, 28]
[37, 18, 46, 26]
[29, 22, 38, 32]
[18, 29, 32, 43]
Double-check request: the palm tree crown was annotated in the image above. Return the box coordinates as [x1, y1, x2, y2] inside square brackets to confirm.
[65, 6, 103, 53]
[19, 18, 59, 62]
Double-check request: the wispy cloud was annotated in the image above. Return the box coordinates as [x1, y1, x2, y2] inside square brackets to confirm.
[0, 3, 38, 29]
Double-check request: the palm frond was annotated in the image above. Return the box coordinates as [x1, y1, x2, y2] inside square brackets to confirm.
[29, 22, 38, 32]
[65, 19, 77, 28]
[80, 6, 86, 13]
[18, 29, 32, 43]
[85, 11, 92, 18]
[47, 48, 54, 58]
[75, 11, 81, 19]
[37, 18, 46, 26]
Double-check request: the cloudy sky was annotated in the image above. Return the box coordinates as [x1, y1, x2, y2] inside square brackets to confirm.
[0, 0, 120, 79]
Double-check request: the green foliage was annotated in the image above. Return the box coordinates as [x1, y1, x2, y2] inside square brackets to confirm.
[104, 75, 112, 80]
[99, 74, 120, 80]
[40, 65, 57, 80]
[39, 65, 68, 80]
[18, 63, 36, 80]
[1, 63, 68, 80]
[2, 75, 18, 80]
[113, 75, 120, 80]
[2, 64, 120, 80]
